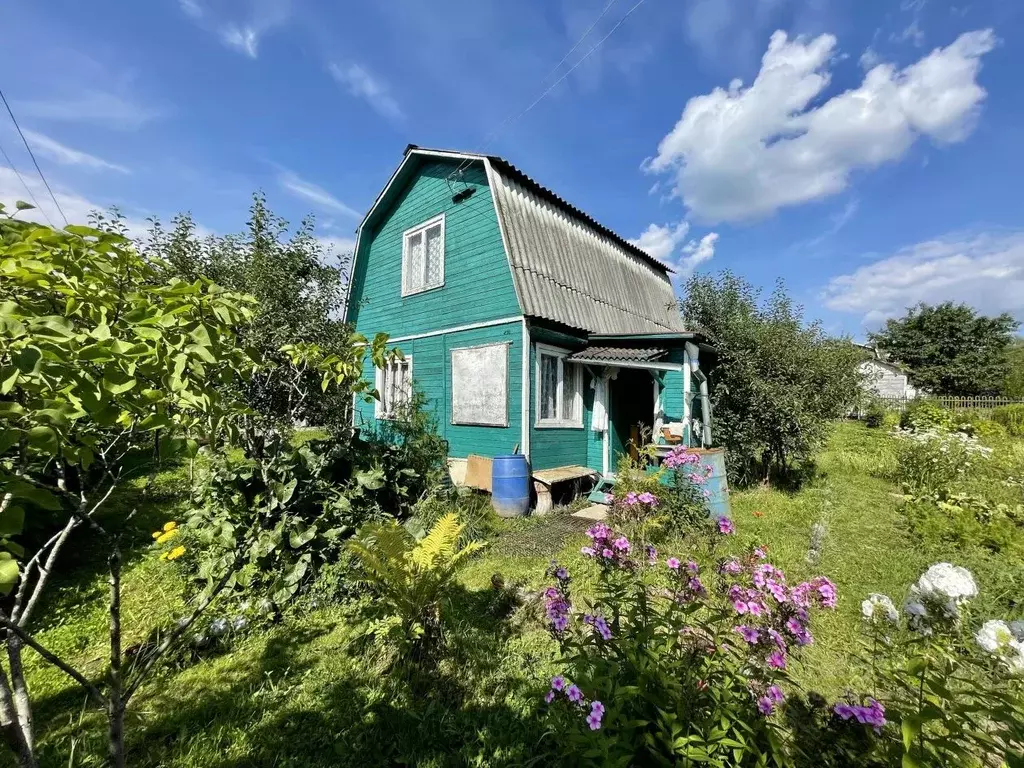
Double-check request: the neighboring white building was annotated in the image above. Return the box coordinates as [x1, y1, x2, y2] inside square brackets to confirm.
[859, 358, 917, 398]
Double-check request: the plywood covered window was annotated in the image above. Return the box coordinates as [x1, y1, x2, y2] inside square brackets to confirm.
[451, 343, 509, 426]
[376, 356, 413, 419]
[536, 344, 583, 428]
[402, 214, 445, 295]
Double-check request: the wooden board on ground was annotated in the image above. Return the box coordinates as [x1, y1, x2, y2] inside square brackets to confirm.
[464, 454, 493, 492]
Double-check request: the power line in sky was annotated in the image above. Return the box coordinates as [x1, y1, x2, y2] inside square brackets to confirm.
[0, 85, 68, 226]
[0, 138, 55, 228]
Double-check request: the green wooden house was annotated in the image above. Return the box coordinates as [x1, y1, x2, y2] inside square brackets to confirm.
[346, 146, 714, 504]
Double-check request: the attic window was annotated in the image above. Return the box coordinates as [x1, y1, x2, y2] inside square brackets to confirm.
[402, 214, 445, 296]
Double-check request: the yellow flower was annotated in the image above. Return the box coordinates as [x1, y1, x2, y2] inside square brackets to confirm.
[165, 545, 186, 562]
[163, 521, 178, 532]
[155, 528, 178, 545]
[151, 531, 162, 540]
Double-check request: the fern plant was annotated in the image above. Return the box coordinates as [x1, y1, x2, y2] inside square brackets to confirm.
[346, 513, 484, 663]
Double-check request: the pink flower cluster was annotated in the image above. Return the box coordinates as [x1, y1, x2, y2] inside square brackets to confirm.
[662, 446, 702, 469]
[756, 684, 785, 716]
[580, 523, 632, 569]
[834, 698, 887, 733]
[723, 551, 838, 672]
[667, 558, 706, 602]
[545, 676, 605, 730]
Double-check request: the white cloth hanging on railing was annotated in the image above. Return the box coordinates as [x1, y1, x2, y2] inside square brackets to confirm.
[591, 376, 608, 432]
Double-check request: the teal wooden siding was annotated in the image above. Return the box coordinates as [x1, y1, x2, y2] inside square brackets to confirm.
[660, 369, 685, 425]
[528, 341, 589, 471]
[355, 321, 522, 459]
[347, 159, 521, 338]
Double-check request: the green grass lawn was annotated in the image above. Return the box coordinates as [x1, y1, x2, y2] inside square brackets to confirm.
[22, 421, 1021, 766]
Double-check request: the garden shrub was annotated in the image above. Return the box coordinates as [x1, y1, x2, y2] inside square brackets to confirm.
[890, 427, 992, 495]
[902, 491, 1024, 555]
[863, 398, 886, 428]
[992, 404, 1024, 436]
[540, 523, 1024, 766]
[899, 400, 954, 432]
[541, 518, 841, 766]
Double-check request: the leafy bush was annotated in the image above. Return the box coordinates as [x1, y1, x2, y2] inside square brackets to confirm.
[902, 491, 1024, 555]
[682, 272, 862, 487]
[890, 427, 992, 495]
[992, 404, 1024, 436]
[863, 399, 886, 428]
[346, 513, 484, 664]
[542, 520, 839, 765]
[899, 400, 954, 432]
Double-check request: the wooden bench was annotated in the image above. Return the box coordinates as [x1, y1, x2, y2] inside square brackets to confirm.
[532, 465, 599, 516]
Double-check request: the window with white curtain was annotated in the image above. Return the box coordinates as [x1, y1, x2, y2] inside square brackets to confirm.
[402, 214, 445, 295]
[376, 356, 413, 419]
[536, 345, 583, 428]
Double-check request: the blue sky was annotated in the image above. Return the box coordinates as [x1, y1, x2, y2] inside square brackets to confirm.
[2, 0, 1023, 337]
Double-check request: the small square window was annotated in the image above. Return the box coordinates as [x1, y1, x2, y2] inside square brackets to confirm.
[376, 356, 413, 419]
[536, 346, 582, 428]
[402, 215, 445, 295]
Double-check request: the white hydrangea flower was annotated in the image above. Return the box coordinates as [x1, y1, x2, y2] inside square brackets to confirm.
[976, 620, 1014, 654]
[904, 599, 930, 633]
[1007, 642, 1024, 676]
[861, 593, 899, 624]
[917, 563, 978, 603]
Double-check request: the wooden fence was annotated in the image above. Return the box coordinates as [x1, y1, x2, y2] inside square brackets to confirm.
[872, 395, 1024, 413]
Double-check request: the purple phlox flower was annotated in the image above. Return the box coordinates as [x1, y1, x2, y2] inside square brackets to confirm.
[727, 584, 744, 601]
[747, 601, 764, 618]
[590, 700, 605, 716]
[790, 582, 812, 608]
[667, 557, 681, 570]
[785, 617, 813, 646]
[594, 616, 613, 641]
[544, 690, 555, 703]
[645, 544, 657, 564]
[566, 684, 583, 703]
[687, 577, 707, 598]
[586, 523, 612, 540]
[767, 685, 785, 704]
[685, 560, 700, 575]
[733, 600, 750, 615]
[757, 696, 776, 716]
[612, 536, 631, 552]
[586, 700, 605, 730]
[721, 559, 743, 575]
[543, 587, 559, 600]
[624, 491, 639, 506]
[767, 650, 787, 669]
[551, 676, 566, 692]
[767, 629, 786, 651]
[556, 567, 569, 581]
[753, 546, 768, 560]
[766, 580, 789, 604]
[601, 548, 614, 559]
[580, 546, 596, 557]
[603, 493, 614, 503]
[637, 491, 658, 505]
[833, 703, 857, 720]
[834, 699, 886, 733]
[812, 576, 838, 609]
[735, 625, 760, 644]
[552, 615, 568, 632]
[718, 517, 735, 535]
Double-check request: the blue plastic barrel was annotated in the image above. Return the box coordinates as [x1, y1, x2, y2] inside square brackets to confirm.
[492, 455, 531, 518]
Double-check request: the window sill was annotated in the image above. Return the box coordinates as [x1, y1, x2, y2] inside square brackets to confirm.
[401, 282, 445, 298]
[535, 420, 584, 430]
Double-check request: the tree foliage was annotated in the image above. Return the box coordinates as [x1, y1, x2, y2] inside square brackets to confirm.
[869, 302, 1019, 396]
[141, 193, 354, 431]
[1003, 338, 1024, 399]
[682, 272, 862, 486]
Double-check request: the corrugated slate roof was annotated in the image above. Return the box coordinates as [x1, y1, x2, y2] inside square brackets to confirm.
[568, 346, 668, 363]
[484, 158, 686, 335]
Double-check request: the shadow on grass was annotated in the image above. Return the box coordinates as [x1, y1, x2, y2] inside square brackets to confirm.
[34, 584, 556, 768]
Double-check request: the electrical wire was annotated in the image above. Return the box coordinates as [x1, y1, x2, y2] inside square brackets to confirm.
[0, 138, 55, 228]
[0, 86, 68, 226]
[450, 0, 637, 182]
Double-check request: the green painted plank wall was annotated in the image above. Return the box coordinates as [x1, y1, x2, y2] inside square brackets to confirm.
[347, 159, 521, 339]
[660, 369, 685, 425]
[354, 321, 522, 459]
[528, 341, 589, 471]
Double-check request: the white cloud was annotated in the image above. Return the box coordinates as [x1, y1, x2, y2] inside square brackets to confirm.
[15, 91, 161, 131]
[647, 28, 996, 223]
[180, 0, 290, 59]
[318, 236, 356, 255]
[328, 63, 403, 121]
[629, 221, 719, 278]
[279, 170, 360, 218]
[222, 25, 259, 58]
[823, 231, 1024, 326]
[0, 167, 148, 235]
[22, 130, 129, 174]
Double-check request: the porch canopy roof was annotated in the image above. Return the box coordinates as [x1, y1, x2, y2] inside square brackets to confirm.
[568, 346, 668, 363]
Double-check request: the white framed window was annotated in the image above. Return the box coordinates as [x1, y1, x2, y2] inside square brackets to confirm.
[375, 356, 413, 419]
[535, 344, 583, 428]
[401, 214, 445, 296]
